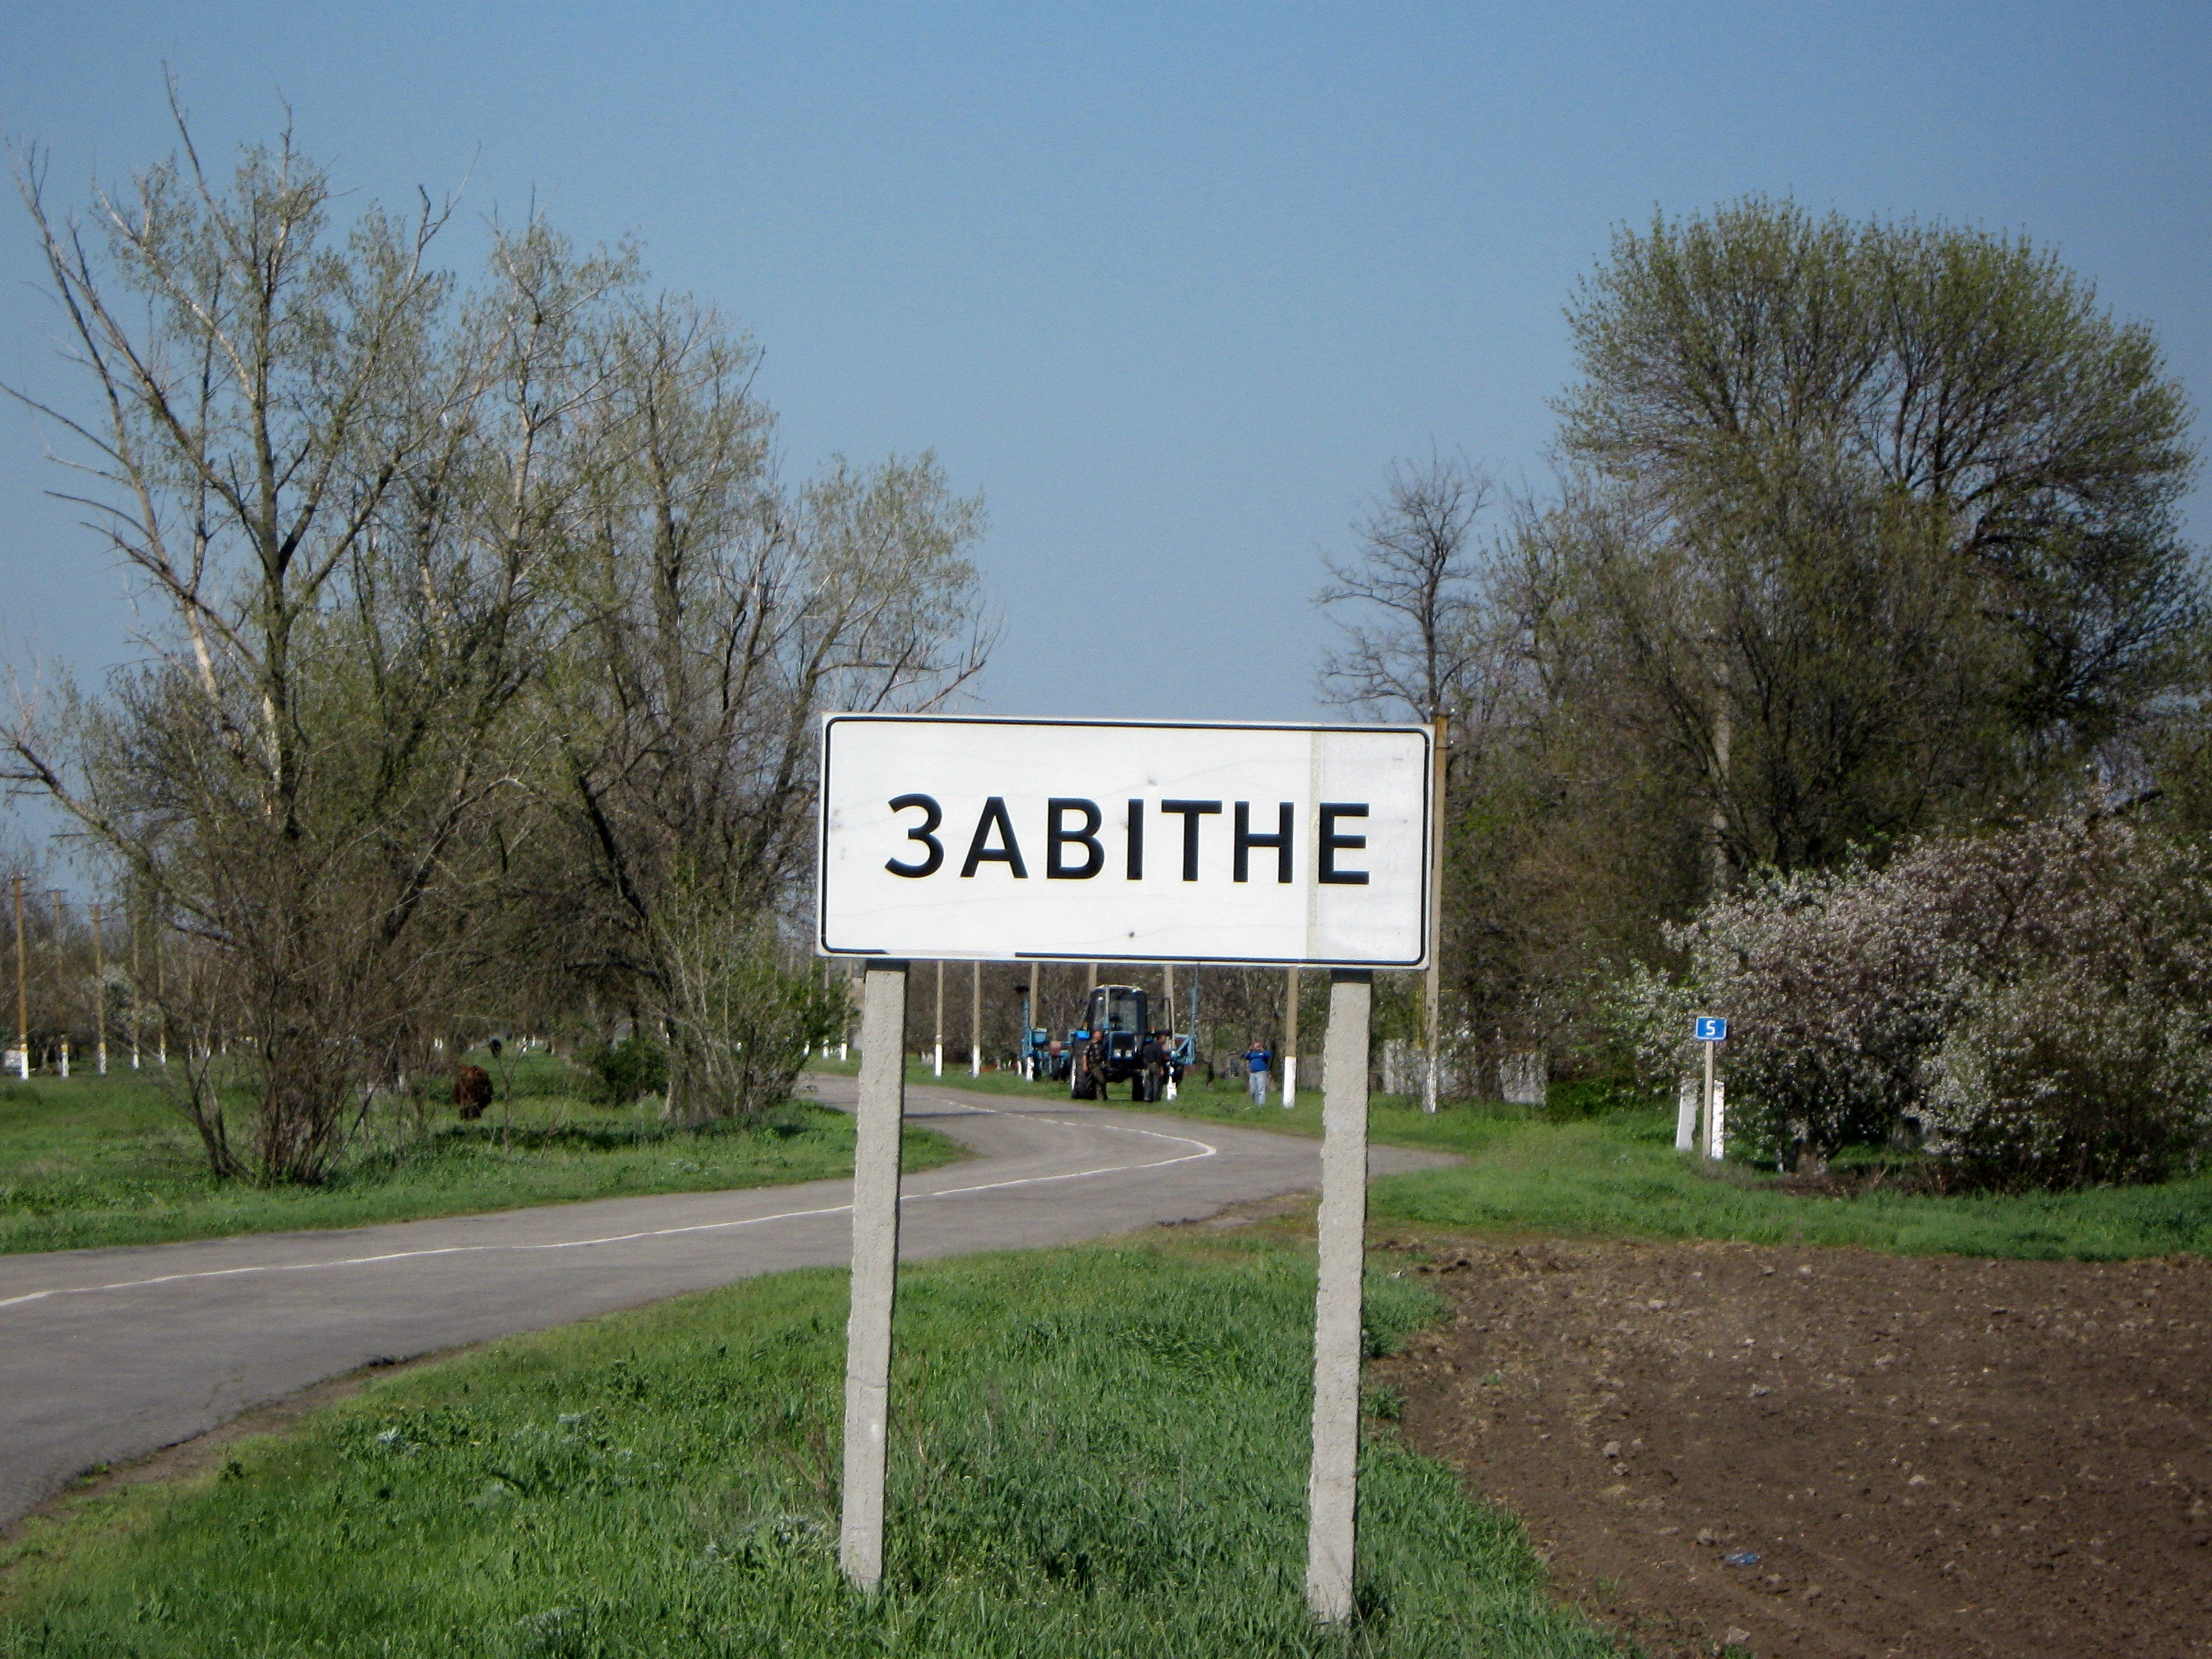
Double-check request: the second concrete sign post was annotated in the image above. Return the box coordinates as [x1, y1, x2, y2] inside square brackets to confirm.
[840, 960, 909, 1588]
[1304, 968, 1372, 1622]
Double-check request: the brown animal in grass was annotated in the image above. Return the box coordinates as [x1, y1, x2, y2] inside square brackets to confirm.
[453, 1064, 494, 1120]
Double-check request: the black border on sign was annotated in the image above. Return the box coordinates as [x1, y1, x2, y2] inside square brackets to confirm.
[814, 712, 1433, 968]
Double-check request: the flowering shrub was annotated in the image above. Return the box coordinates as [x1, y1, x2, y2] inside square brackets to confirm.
[1614, 819, 2212, 1185]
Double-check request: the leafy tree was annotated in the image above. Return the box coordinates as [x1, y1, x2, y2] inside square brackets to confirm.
[1326, 201, 2203, 1095]
[1551, 197, 2202, 878]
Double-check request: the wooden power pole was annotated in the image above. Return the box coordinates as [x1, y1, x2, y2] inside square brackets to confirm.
[91, 902, 107, 1075]
[48, 891, 66, 1078]
[11, 876, 25, 1081]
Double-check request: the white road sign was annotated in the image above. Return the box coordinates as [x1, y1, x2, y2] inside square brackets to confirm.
[817, 714, 1431, 966]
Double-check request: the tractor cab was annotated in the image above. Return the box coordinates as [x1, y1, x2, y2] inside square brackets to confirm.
[1071, 984, 1172, 1100]
[1084, 984, 1148, 1061]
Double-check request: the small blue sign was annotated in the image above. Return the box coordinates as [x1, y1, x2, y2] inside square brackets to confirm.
[1694, 1015, 1727, 1043]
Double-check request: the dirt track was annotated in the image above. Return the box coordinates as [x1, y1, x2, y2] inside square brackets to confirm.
[1376, 1236, 2212, 1659]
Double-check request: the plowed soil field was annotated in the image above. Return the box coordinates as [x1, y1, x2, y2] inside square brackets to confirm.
[1375, 1236, 2212, 1658]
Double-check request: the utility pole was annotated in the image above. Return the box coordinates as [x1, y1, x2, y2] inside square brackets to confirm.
[91, 902, 107, 1075]
[1282, 966, 1300, 1106]
[1424, 711, 1449, 1113]
[968, 959, 981, 1076]
[1026, 961, 1040, 1076]
[48, 891, 67, 1078]
[129, 908, 141, 1069]
[11, 876, 26, 1081]
[932, 960, 945, 1077]
[1708, 641, 1734, 898]
[842, 961, 858, 1062]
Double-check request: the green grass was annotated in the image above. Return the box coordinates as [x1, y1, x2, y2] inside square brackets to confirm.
[886, 1057, 2212, 1260]
[1364, 1108, 2212, 1259]
[0, 1236, 1614, 1658]
[0, 1056, 961, 1256]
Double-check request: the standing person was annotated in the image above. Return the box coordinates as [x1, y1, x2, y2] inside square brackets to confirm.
[1244, 1038, 1272, 1106]
[1137, 1029, 1167, 1102]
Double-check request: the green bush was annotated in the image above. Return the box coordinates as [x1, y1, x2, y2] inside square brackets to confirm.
[578, 1036, 669, 1107]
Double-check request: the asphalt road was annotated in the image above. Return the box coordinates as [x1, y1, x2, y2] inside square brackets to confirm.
[0, 1079, 1449, 1527]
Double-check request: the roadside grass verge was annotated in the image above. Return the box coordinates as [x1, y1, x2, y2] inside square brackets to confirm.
[881, 1063, 2212, 1259]
[0, 1236, 1615, 1658]
[0, 1058, 961, 1256]
[1364, 1110, 2212, 1260]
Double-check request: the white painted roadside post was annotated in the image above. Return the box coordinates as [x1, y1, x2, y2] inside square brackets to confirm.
[1676, 1074, 1700, 1151]
[1282, 965, 1300, 1105]
[969, 958, 982, 1076]
[818, 714, 1432, 1611]
[840, 959, 909, 1589]
[1694, 1015, 1727, 1162]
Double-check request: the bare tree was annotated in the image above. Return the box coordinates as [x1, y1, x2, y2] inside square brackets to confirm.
[3, 103, 556, 1179]
[531, 293, 993, 1121]
[1316, 454, 1496, 721]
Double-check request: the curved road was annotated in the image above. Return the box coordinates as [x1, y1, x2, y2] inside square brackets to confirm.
[0, 1079, 1449, 1526]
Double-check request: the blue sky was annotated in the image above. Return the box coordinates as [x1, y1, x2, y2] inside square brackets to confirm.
[3, 1, 2206, 731]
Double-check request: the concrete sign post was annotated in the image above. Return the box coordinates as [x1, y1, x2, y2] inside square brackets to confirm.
[1423, 712, 1447, 1114]
[840, 960, 909, 1589]
[819, 715, 1430, 1612]
[1304, 968, 1372, 1621]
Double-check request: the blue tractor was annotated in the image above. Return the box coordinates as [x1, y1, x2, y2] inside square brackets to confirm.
[1069, 984, 1180, 1101]
[1020, 1025, 1072, 1081]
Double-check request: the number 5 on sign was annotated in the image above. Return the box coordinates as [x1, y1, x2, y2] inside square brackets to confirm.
[1694, 1015, 1727, 1043]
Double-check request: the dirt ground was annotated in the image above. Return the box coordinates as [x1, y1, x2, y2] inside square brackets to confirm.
[1373, 1236, 2212, 1659]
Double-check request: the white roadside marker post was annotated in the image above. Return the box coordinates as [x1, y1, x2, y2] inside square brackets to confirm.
[840, 960, 909, 1589]
[1305, 967, 1372, 1623]
[1676, 1074, 1699, 1151]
